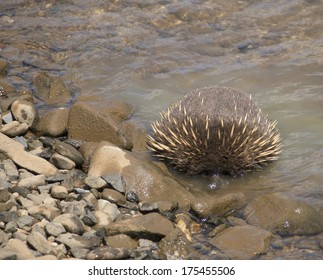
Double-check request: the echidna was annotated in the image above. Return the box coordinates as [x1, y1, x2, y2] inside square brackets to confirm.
[147, 86, 282, 176]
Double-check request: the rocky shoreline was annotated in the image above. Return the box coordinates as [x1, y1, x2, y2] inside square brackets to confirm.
[1, 58, 323, 260]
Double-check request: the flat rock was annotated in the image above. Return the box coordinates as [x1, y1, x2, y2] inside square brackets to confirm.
[0, 132, 57, 176]
[27, 231, 54, 255]
[51, 139, 84, 167]
[0, 121, 29, 137]
[36, 108, 69, 137]
[244, 192, 323, 236]
[56, 233, 100, 250]
[67, 101, 132, 150]
[210, 225, 272, 259]
[88, 142, 194, 207]
[50, 153, 76, 170]
[53, 214, 84, 235]
[45, 222, 66, 237]
[33, 72, 72, 105]
[101, 189, 127, 205]
[192, 193, 247, 218]
[105, 212, 174, 241]
[2, 159, 19, 180]
[11, 100, 39, 129]
[105, 234, 138, 249]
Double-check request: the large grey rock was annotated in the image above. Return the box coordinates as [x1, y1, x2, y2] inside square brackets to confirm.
[67, 101, 132, 150]
[33, 72, 71, 105]
[57, 233, 100, 250]
[88, 142, 194, 207]
[210, 225, 272, 259]
[45, 222, 66, 237]
[244, 193, 323, 236]
[105, 212, 174, 241]
[11, 100, 39, 129]
[27, 231, 54, 255]
[0, 132, 57, 176]
[36, 108, 69, 137]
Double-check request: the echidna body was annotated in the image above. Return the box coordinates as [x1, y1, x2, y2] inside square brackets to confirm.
[147, 86, 282, 175]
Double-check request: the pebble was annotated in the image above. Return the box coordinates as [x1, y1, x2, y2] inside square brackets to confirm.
[139, 202, 159, 213]
[81, 208, 97, 226]
[17, 215, 37, 228]
[50, 153, 76, 170]
[45, 222, 66, 237]
[50, 185, 68, 199]
[126, 191, 139, 203]
[53, 214, 84, 235]
[96, 199, 120, 221]
[2, 159, 19, 180]
[0, 188, 10, 203]
[93, 210, 113, 229]
[84, 175, 107, 189]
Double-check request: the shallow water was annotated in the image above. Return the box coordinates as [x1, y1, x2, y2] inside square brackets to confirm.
[1, 0, 323, 258]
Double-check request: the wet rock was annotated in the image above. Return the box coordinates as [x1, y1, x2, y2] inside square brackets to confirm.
[120, 120, 148, 151]
[56, 233, 100, 250]
[0, 59, 8, 77]
[244, 193, 323, 236]
[157, 201, 178, 213]
[85, 175, 107, 189]
[210, 225, 272, 259]
[33, 72, 71, 105]
[96, 199, 120, 221]
[0, 132, 57, 176]
[50, 153, 76, 170]
[45, 222, 66, 237]
[101, 189, 126, 205]
[51, 139, 84, 167]
[86, 247, 130, 260]
[102, 174, 126, 193]
[79, 141, 98, 172]
[36, 108, 69, 137]
[17, 175, 46, 189]
[105, 212, 174, 241]
[1, 121, 29, 137]
[88, 142, 194, 207]
[50, 185, 68, 200]
[103, 99, 135, 122]
[53, 214, 84, 235]
[2, 159, 19, 180]
[67, 101, 132, 150]
[105, 234, 138, 249]
[126, 191, 139, 203]
[3, 238, 35, 259]
[27, 231, 54, 255]
[11, 99, 39, 128]
[139, 202, 159, 213]
[192, 193, 247, 218]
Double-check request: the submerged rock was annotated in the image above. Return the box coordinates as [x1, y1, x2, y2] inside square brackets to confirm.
[244, 193, 323, 236]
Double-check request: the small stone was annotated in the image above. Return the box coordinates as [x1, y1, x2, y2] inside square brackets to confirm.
[17, 215, 37, 228]
[17, 175, 46, 189]
[0, 249, 17, 260]
[27, 231, 54, 255]
[0, 211, 18, 223]
[86, 247, 130, 260]
[81, 208, 97, 226]
[53, 214, 84, 235]
[0, 188, 10, 203]
[45, 222, 66, 237]
[52, 140, 84, 167]
[50, 185, 68, 200]
[70, 248, 90, 259]
[27, 205, 60, 221]
[93, 211, 112, 229]
[126, 191, 139, 203]
[11, 100, 39, 129]
[139, 202, 159, 213]
[45, 173, 66, 183]
[96, 199, 120, 221]
[1, 121, 29, 137]
[52, 243, 67, 259]
[156, 201, 178, 213]
[60, 200, 88, 216]
[81, 192, 98, 209]
[2, 159, 18, 180]
[10, 187, 30, 198]
[0, 229, 10, 245]
[102, 174, 126, 193]
[2, 111, 14, 124]
[101, 189, 126, 204]
[56, 233, 100, 250]
[13, 136, 28, 148]
[85, 175, 107, 189]
[5, 221, 18, 233]
[50, 153, 76, 170]
[3, 238, 35, 260]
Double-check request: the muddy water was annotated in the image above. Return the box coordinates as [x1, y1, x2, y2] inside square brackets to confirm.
[1, 0, 323, 258]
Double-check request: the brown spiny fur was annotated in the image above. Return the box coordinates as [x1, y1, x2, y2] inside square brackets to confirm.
[147, 86, 282, 175]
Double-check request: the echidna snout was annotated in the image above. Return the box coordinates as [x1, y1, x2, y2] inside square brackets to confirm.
[147, 86, 282, 176]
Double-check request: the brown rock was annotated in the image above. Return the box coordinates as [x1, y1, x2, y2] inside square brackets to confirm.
[120, 120, 148, 151]
[105, 212, 174, 241]
[11, 100, 39, 128]
[0, 132, 57, 176]
[103, 99, 135, 122]
[0, 59, 9, 77]
[244, 192, 323, 236]
[33, 72, 71, 105]
[67, 101, 132, 150]
[4, 238, 35, 259]
[88, 142, 194, 207]
[105, 234, 138, 249]
[36, 108, 69, 137]
[192, 193, 247, 218]
[210, 225, 272, 259]
[0, 121, 29, 137]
